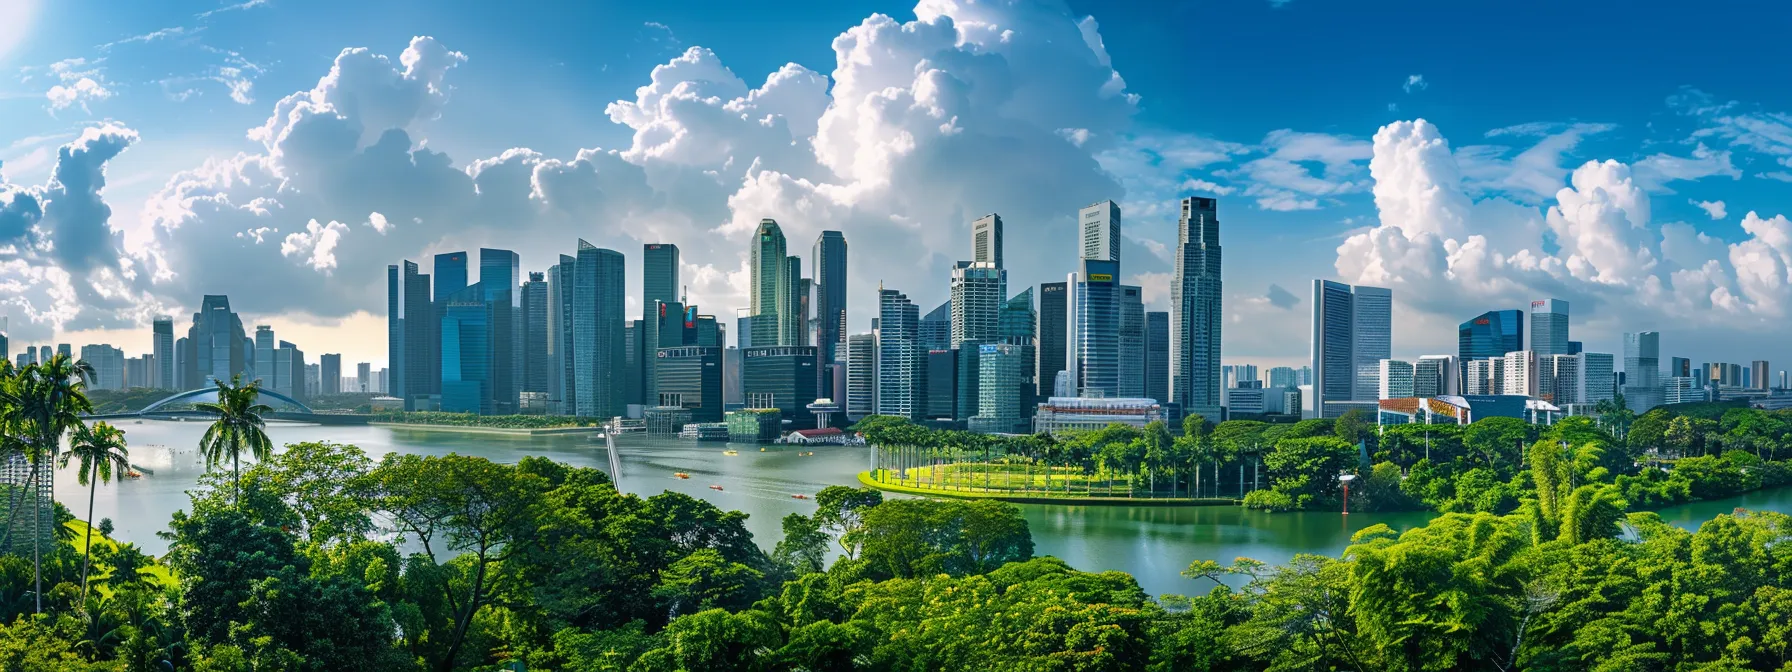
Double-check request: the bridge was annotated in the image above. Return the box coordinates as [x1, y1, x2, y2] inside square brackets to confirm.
[90, 388, 370, 425]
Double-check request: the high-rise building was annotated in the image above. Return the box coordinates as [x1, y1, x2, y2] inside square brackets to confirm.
[280, 342, 304, 400]
[954, 343, 980, 422]
[846, 333, 877, 420]
[1078, 200, 1121, 266]
[1378, 359, 1414, 399]
[1413, 355, 1458, 397]
[787, 256, 805, 346]
[723, 346, 743, 408]
[999, 288, 1037, 413]
[1171, 196, 1223, 426]
[643, 244, 680, 315]
[1752, 360, 1771, 391]
[1069, 260, 1121, 398]
[1583, 353, 1616, 404]
[478, 248, 522, 414]
[926, 349, 957, 420]
[655, 346, 722, 423]
[182, 295, 250, 388]
[742, 345, 819, 429]
[1458, 309, 1523, 381]
[812, 231, 848, 398]
[1037, 282, 1068, 400]
[434, 252, 468, 300]
[80, 344, 126, 391]
[1502, 350, 1538, 397]
[253, 325, 275, 385]
[1539, 353, 1581, 405]
[573, 241, 626, 418]
[919, 301, 951, 353]
[1351, 286, 1392, 402]
[1623, 331, 1662, 412]
[320, 354, 341, 395]
[522, 272, 550, 394]
[1309, 280, 1389, 418]
[797, 277, 813, 346]
[440, 284, 490, 413]
[1118, 285, 1145, 398]
[152, 315, 174, 389]
[971, 343, 1030, 434]
[1669, 356, 1691, 379]
[549, 256, 576, 414]
[950, 261, 1005, 348]
[355, 362, 370, 394]
[1267, 366, 1299, 390]
[1529, 299, 1570, 356]
[1145, 311, 1169, 405]
[750, 220, 791, 347]
[401, 261, 437, 410]
[386, 265, 404, 401]
[972, 213, 1003, 268]
[876, 286, 923, 419]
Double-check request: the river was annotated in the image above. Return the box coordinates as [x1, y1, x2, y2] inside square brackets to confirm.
[48, 420, 1792, 597]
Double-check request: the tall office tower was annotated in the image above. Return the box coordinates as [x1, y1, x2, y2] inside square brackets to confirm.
[846, 333, 877, 420]
[320, 353, 341, 394]
[1502, 350, 1538, 397]
[1530, 299, 1570, 356]
[723, 346, 743, 407]
[950, 261, 1005, 347]
[972, 213, 1003, 267]
[57, 344, 69, 358]
[386, 265, 404, 401]
[280, 343, 305, 400]
[999, 287, 1037, 409]
[1037, 282, 1068, 399]
[812, 231, 848, 398]
[1752, 360, 1771, 391]
[1583, 353, 1616, 403]
[640, 298, 686, 406]
[750, 219, 790, 347]
[954, 343, 980, 422]
[1118, 285, 1145, 398]
[1069, 260, 1121, 397]
[1464, 358, 1496, 394]
[1310, 280, 1355, 418]
[798, 277, 814, 346]
[479, 249, 522, 415]
[875, 286, 923, 419]
[918, 301, 951, 352]
[736, 313, 754, 350]
[252, 325, 275, 384]
[1378, 359, 1414, 399]
[183, 295, 250, 387]
[1623, 331, 1662, 412]
[38, 345, 50, 363]
[971, 343, 1029, 434]
[79, 345, 125, 391]
[1078, 200, 1121, 266]
[1171, 196, 1223, 425]
[153, 315, 174, 389]
[1458, 309, 1523, 380]
[654, 346, 723, 422]
[786, 256, 804, 346]
[401, 261, 436, 410]
[521, 272, 550, 394]
[1670, 356, 1691, 378]
[549, 256, 576, 413]
[440, 284, 490, 413]
[1412, 355, 1458, 397]
[1351, 286, 1392, 402]
[927, 349, 958, 420]
[1567, 341, 1583, 355]
[377, 368, 388, 395]
[573, 241, 626, 418]
[1541, 354, 1583, 405]
[1267, 366, 1298, 390]
[643, 244, 680, 314]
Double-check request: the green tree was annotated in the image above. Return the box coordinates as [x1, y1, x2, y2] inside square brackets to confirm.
[1261, 436, 1355, 509]
[652, 549, 765, 618]
[0, 354, 93, 615]
[771, 513, 828, 575]
[195, 375, 274, 505]
[811, 485, 881, 559]
[56, 421, 129, 601]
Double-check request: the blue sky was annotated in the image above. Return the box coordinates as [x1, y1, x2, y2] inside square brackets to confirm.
[1, 0, 1789, 371]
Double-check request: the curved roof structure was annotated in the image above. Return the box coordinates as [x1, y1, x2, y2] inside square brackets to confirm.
[140, 387, 315, 415]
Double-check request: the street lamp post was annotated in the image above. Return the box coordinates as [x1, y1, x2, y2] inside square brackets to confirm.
[1339, 473, 1357, 515]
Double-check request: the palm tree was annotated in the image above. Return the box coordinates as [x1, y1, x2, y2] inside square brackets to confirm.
[59, 421, 129, 601]
[0, 354, 94, 614]
[195, 375, 273, 504]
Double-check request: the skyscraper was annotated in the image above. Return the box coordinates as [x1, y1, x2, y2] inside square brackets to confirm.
[574, 241, 626, 418]
[876, 286, 923, 420]
[1351, 286, 1392, 402]
[320, 353, 341, 395]
[1146, 311, 1169, 404]
[550, 256, 576, 413]
[1752, 360, 1770, 391]
[1078, 200, 1121, 266]
[918, 301, 951, 353]
[1413, 355, 1458, 397]
[521, 272, 550, 394]
[1378, 359, 1414, 399]
[1530, 299, 1570, 356]
[183, 295, 250, 388]
[1037, 281, 1067, 399]
[1310, 280, 1355, 418]
[1118, 285, 1145, 398]
[440, 283, 490, 413]
[80, 344, 126, 391]
[153, 315, 174, 389]
[846, 332, 876, 420]
[787, 256, 804, 346]
[1623, 331, 1661, 412]
[480, 248, 522, 414]
[1670, 356, 1691, 379]
[972, 213, 1003, 268]
[434, 252, 468, 301]
[1069, 259, 1120, 398]
[402, 261, 437, 410]
[386, 265, 404, 401]
[643, 244, 680, 314]
[950, 261, 1004, 347]
[1171, 196, 1223, 423]
[750, 219, 790, 347]
[812, 231, 848, 398]
[254, 326, 274, 385]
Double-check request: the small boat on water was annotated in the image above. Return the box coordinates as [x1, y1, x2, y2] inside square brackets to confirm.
[674, 473, 690, 479]
[708, 484, 724, 491]
[791, 493, 810, 500]
[123, 470, 143, 479]
[722, 450, 739, 456]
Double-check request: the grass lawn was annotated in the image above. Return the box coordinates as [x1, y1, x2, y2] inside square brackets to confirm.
[862, 465, 1239, 506]
[62, 519, 177, 594]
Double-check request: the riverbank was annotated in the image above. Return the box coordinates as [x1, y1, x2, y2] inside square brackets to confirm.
[858, 471, 1240, 506]
[369, 422, 605, 437]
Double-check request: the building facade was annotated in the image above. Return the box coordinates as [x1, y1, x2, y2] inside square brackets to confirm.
[1170, 196, 1223, 424]
[742, 345, 819, 429]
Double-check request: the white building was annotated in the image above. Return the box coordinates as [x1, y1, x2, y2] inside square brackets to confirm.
[1665, 376, 1705, 405]
[1501, 351, 1537, 397]
[1465, 357, 1504, 395]
[1034, 397, 1165, 435]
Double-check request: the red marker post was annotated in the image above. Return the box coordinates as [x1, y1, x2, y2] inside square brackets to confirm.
[1339, 473, 1357, 515]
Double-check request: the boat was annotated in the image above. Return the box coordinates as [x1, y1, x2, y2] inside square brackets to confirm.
[674, 473, 690, 479]
[123, 470, 143, 479]
[722, 450, 739, 456]
[791, 493, 810, 500]
[708, 484, 724, 491]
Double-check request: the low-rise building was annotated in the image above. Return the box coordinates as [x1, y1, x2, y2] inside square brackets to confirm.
[1033, 397, 1165, 435]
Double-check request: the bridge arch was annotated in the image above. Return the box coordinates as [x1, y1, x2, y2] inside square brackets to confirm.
[140, 386, 316, 415]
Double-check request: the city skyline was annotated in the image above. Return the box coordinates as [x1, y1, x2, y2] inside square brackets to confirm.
[2, 1, 1790, 372]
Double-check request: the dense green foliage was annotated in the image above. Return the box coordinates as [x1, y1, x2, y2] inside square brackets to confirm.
[372, 410, 602, 429]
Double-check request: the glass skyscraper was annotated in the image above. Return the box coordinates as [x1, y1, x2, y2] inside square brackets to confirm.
[1530, 298, 1570, 356]
[1624, 331, 1662, 412]
[970, 343, 1028, 434]
[1171, 197, 1222, 423]
[385, 265, 403, 400]
[1118, 285, 1145, 398]
[440, 283, 490, 414]
[972, 213, 1003, 268]
[1310, 280, 1355, 418]
[1146, 311, 1169, 404]
[1037, 282, 1067, 399]
[950, 261, 1004, 348]
[550, 255, 576, 413]
[812, 231, 848, 398]
[480, 248, 522, 415]
[521, 272, 550, 394]
[401, 261, 436, 410]
[1070, 259, 1120, 398]
[1459, 309, 1524, 363]
[876, 286, 923, 420]
[1078, 200, 1121, 265]
[643, 243, 680, 313]
[750, 219, 791, 347]
[573, 241, 626, 419]
[154, 315, 175, 390]
[655, 345, 722, 422]
[1351, 286, 1392, 403]
[918, 301, 951, 353]
[434, 251, 468, 301]
[846, 333, 877, 420]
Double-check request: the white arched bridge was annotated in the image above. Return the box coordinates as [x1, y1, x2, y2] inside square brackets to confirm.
[137, 387, 317, 415]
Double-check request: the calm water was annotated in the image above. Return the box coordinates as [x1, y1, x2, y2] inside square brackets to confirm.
[49, 420, 1792, 597]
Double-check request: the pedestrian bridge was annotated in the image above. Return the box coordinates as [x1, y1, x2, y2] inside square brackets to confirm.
[138, 387, 317, 415]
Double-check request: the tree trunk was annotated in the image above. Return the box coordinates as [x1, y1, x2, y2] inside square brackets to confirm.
[440, 551, 489, 672]
[81, 463, 97, 602]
